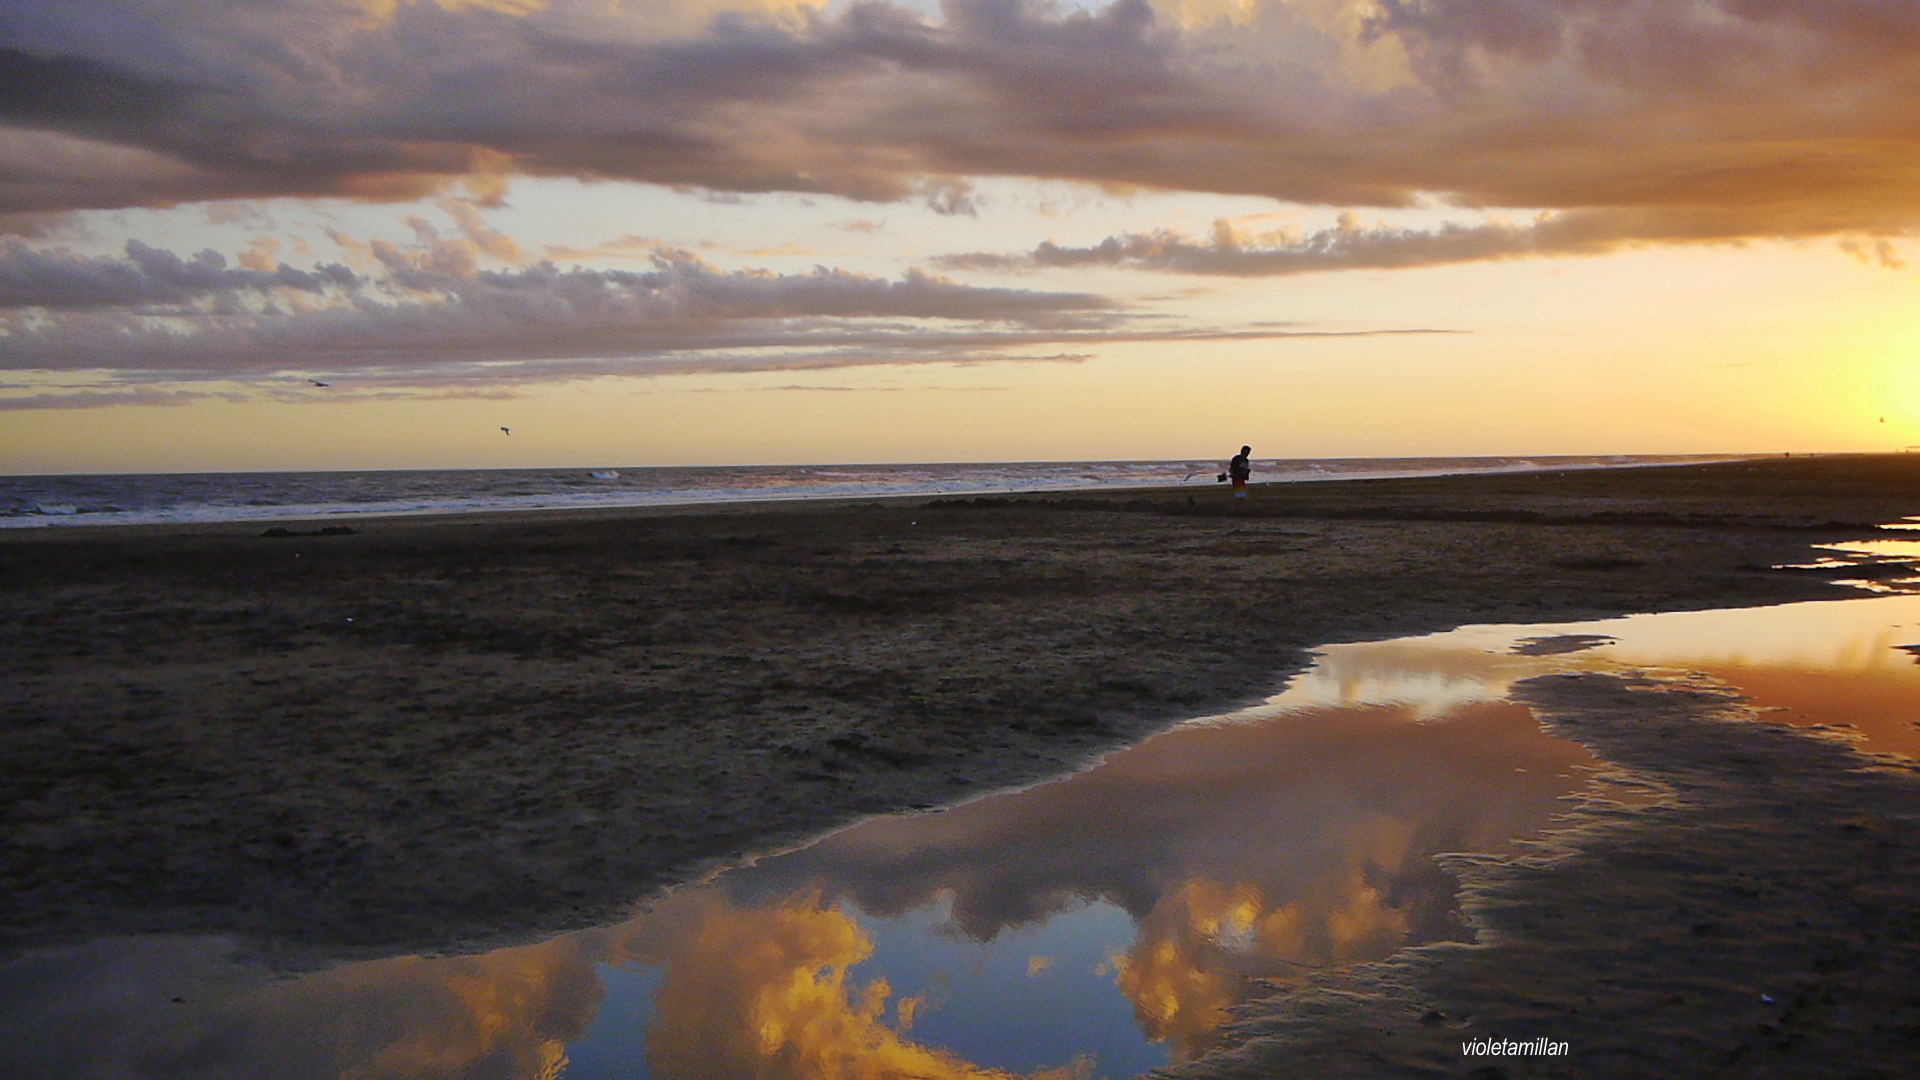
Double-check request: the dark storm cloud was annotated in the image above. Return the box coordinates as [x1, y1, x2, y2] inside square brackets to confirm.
[0, 47, 186, 144]
[0, 0, 1907, 247]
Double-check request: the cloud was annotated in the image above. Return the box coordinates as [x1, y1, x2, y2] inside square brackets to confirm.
[542, 234, 675, 260]
[437, 197, 526, 262]
[1839, 235, 1908, 271]
[753, 384, 905, 392]
[203, 202, 277, 228]
[0, 387, 249, 410]
[0, 229, 1451, 403]
[0, 239, 362, 308]
[922, 178, 982, 217]
[0, 0, 1914, 255]
[0, 210, 85, 239]
[937, 206, 1828, 277]
[237, 236, 283, 272]
[0, 236, 1123, 380]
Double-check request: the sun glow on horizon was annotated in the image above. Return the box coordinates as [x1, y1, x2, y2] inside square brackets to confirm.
[5, 216, 1911, 475]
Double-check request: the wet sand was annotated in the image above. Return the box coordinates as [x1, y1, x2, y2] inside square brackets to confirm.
[4, 453, 1920, 966]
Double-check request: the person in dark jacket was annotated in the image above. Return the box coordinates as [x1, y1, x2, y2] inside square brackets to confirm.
[1227, 446, 1251, 505]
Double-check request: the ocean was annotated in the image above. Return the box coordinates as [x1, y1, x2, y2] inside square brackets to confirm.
[0, 455, 1744, 529]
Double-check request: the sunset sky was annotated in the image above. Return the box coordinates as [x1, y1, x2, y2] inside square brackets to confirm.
[2, 0, 1917, 473]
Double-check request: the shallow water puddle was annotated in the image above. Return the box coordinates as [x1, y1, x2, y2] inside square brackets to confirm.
[1300, 592, 1920, 759]
[7, 595, 1920, 1080]
[1819, 538, 1920, 558]
[1804, 538, 1920, 592]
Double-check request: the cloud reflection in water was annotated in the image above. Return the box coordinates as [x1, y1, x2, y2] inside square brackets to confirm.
[0, 696, 1598, 1079]
[711, 698, 1597, 1064]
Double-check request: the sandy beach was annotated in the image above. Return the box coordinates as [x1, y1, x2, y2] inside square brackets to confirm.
[3, 454, 1919, 974]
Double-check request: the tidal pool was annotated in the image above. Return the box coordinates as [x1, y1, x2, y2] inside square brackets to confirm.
[7, 594, 1920, 1080]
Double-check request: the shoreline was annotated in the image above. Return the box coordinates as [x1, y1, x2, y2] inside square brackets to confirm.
[0, 453, 1760, 534]
[4, 454, 1920, 964]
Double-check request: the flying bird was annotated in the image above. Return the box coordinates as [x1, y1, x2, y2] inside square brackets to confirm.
[500, 426, 511, 436]
[309, 379, 330, 387]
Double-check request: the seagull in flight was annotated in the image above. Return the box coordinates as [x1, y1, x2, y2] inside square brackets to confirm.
[309, 379, 330, 387]
[500, 426, 511, 436]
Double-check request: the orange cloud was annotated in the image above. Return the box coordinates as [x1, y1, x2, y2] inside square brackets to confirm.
[543, 234, 673, 261]
[237, 236, 283, 271]
[351, 0, 552, 26]
[440, 198, 527, 263]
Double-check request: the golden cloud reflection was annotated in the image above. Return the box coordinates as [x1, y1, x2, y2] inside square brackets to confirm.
[591, 687, 1583, 1073]
[721, 697, 1598, 1063]
[280, 938, 607, 1080]
[1111, 869, 1413, 1059]
[604, 890, 1090, 1080]
[345, 948, 587, 1080]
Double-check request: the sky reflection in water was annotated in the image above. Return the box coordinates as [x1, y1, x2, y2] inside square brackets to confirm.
[7, 595, 1920, 1080]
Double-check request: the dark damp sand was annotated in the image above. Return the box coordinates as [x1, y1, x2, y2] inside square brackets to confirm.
[3, 454, 1919, 972]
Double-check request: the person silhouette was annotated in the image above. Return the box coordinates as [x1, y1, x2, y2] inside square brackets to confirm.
[1228, 445, 1251, 506]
